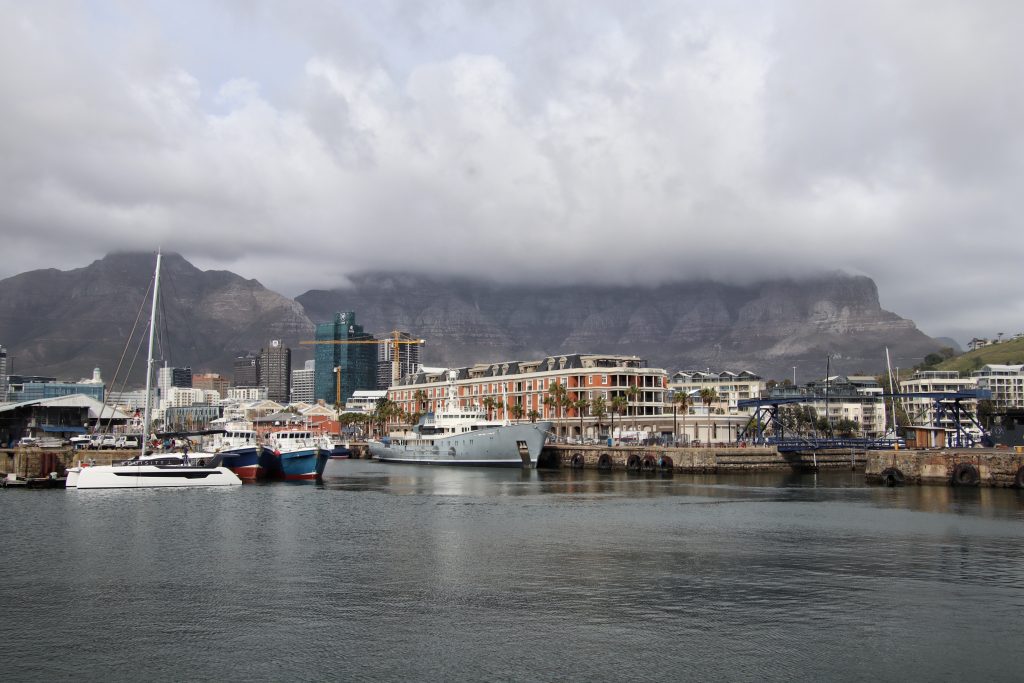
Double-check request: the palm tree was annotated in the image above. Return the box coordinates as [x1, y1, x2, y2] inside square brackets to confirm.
[673, 391, 692, 445]
[625, 384, 642, 431]
[572, 397, 589, 441]
[509, 402, 525, 422]
[610, 395, 628, 444]
[527, 409, 541, 423]
[590, 396, 607, 441]
[413, 389, 428, 414]
[699, 388, 718, 445]
[548, 381, 567, 438]
[482, 396, 497, 421]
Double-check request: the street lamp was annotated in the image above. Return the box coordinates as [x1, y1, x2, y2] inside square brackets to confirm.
[667, 389, 677, 446]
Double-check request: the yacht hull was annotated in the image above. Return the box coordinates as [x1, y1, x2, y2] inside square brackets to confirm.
[75, 465, 242, 489]
[369, 422, 552, 466]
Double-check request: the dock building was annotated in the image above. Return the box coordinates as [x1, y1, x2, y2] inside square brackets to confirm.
[388, 354, 669, 441]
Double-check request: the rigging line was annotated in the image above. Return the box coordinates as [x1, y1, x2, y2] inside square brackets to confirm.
[159, 269, 202, 368]
[94, 276, 153, 435]
[105, 315, 150, 436]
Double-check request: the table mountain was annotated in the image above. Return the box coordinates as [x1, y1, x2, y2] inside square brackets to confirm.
[0, 253, 943, 384]
[297, 272, 943, 380]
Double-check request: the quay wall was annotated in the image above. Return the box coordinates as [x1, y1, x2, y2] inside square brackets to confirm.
[866, 448, 1024, 487]
[540, 445, 865, 472]
[0, 448, 127, 478]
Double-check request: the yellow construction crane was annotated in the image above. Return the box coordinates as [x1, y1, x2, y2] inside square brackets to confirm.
[300, 331, 426, 403]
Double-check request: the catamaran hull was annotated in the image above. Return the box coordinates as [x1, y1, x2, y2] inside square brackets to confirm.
[75, 466, 242, 489]
[369, 422, 552, 466]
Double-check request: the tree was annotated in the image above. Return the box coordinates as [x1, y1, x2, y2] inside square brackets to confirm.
[625, 384, 642, 430]
[413, 389, 428, 414]
[590, 396, 607, 440]
[572, 397, 589, 440]
[527, 409, 541, 423]
[610, 395, 628, 444]
[483, 396, 497, 421]
[673, 391, 692, 445]
[699, 388, 718, 445]
[509, 402, 525, 422]
[548, 381, 567, 436]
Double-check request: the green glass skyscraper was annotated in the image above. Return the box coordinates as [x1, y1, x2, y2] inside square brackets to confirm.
[314, 312, 377, 405]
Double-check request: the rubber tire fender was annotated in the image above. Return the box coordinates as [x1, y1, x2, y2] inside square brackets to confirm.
[571, 453, 585, 469]
[951, 463, 980, 487]
[879, 467, 905, 487]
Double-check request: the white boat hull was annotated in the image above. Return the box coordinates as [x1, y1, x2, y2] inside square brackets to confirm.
[75, 464, 242, 489]
[369, 422, 553, 466]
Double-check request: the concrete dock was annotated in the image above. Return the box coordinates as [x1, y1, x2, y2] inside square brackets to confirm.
[538, 444, 864, 472]
[866, 448, 1024, 487]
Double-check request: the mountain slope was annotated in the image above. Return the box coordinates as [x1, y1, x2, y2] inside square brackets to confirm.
[0, 253, 314, 385]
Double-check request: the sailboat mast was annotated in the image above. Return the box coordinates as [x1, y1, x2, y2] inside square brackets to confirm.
[141, 251, 162, 457]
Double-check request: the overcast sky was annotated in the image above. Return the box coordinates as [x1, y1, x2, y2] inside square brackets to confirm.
[1, 1, 1020, 344]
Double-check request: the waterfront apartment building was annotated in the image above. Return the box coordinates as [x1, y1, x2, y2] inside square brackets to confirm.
[314, 311, 377, 405]
[668, 370, 766, 414]
[376, 332, 422, 389]
[259, 339, 291, 403]
[227, 386, 269, 401]
[291, 360, 315, 404]
[899, 370, 979, 434]
[388, 354, 668, 440]
[5, 375, 106, 403]
[971, 364, 1024, 411]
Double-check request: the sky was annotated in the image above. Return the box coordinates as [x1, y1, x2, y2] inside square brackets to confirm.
[0, 1, 1021, 345]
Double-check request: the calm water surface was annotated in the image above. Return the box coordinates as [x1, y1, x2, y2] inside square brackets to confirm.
[2, 462, 1023, 681]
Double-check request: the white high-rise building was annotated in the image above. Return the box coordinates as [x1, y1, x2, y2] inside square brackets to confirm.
[971, 364, 1024, 411]
[291, 360, 315, 403]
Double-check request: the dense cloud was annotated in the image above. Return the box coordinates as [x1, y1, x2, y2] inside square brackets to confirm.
[0, 1, 1021, 344]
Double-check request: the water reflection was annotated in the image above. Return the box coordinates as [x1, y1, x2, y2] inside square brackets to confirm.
[320, 459, 1024, 519]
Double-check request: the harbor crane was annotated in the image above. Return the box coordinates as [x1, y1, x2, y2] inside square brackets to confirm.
[300, 331, 426, 405]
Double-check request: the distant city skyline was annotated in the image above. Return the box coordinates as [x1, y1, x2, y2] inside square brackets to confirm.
[0, 2, 1021, 345]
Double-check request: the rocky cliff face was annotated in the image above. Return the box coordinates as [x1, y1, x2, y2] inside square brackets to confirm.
[297, 272, 942, 379]
[0, 253, 314, 385]
[0, 254, 942, 384]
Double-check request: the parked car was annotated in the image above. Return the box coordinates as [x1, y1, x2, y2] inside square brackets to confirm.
[115, 436, 140, 450]
[69, 435, 93, 449]
[17, 436, 39, 447]
[99, 435, 118, 449]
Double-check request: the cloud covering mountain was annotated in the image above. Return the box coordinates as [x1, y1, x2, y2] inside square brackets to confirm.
[0, 2, 1020, 345]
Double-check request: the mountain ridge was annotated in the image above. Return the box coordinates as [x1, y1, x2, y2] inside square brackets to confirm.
[0, 253, 943, 384]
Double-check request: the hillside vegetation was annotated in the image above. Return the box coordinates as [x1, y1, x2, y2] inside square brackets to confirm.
[936, 337, 1024, 374]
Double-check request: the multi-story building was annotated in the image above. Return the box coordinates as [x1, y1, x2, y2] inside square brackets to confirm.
[259, 339, 291, 403]
[227, 386, 269, 401]
[377, 332, 422, 389]
[0, 344, 8, 402]
[668, 370, 766, 414]
[291, 360, 315, 404]
[192, 372, 231, 398]
[5, 375, 106, 403]
[971, 364, 1024, 411]
[157, 365, 192, 399]
[232, 354, 259, 387]
[161, 387, 219, 409]
[802, 375, 887, 437]
[899, 370, 979, 434]
[314, 312, 377, 405]
[107, 389, 156, 413]
[345, 390, 388, 414]
[389, 354, 668, 440]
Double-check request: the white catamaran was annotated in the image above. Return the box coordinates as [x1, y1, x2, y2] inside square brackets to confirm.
[73, 251, 241, 489]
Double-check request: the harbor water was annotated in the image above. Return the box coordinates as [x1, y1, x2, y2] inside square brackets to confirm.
[2, 461, 1023, 681]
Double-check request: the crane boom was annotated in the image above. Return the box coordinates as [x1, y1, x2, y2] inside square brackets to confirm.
[300, 331, 425, 386]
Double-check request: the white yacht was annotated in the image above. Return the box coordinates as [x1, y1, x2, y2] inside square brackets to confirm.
[73, 453, 241, 489]
[369, 371, 553, 466]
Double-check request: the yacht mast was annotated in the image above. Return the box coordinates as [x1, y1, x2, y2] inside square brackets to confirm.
[141, 251, 162, 458]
